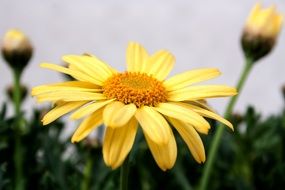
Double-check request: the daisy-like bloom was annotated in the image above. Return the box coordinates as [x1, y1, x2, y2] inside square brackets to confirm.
[32, 42, 237, 171]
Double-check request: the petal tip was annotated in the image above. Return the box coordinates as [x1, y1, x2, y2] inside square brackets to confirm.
[229, 124, 234, 131]
[204, 130, 209, 135]
[40, 63, 49, 68]
[71, 135, 80, 143]
[41, 119, 49, 126]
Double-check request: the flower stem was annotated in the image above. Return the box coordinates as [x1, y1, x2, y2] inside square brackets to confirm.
[13, 69, 21, 116]
[13, 69, 24, 190]
[199, 57, 254, 190]
[81, 155, 93, 190]
[120, 155, 130, 190]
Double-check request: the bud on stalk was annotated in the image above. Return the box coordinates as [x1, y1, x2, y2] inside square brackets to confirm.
[241, 4, 283, 62]
[1, 29, 33, 73]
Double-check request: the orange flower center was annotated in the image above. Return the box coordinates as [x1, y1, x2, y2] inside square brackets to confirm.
[103, 72, 167, 107]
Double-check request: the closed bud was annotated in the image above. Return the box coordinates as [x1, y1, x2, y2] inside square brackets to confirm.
[231, 112, 243, 125]
[241, 4, 283, 62]
[1, 29, 33, 72]
[6, 84, 28, 103]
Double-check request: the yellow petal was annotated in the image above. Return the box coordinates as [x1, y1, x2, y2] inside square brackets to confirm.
[103, 118, 138, 169]
[246, 3, 283, 38]
[104, 102, 137, 127]
[70, 99, 115, 120]
[252, 5, 275, 27]
[33, 81, 99, 99]
[82, 53, 118, 74]
[32, 85, 101, 96]
[164, 68, 221, 91]
[103, 101, 124, 126]
[126, 42, 149, 72]
[146, 50, 175, 81]
[63, 55, 115, 85]
[35, 91, 106, 103]
[275, 15, 283, 34]
[40, 63, 102, 85]
[42, 101, 87, 125]
[144, 128, 177, 171]
[155, 102, 210, 134]
[168, 85, 237, 101]
[184, 104, 233, 131]
[71, 108, 103, 143]
[34, 81, 98, 89]
[185, 100, 215, 112]
[168, 117, 205, 163]
[247, 3, 262, 24]
[69, 54, 116, 76]
[135, 106, 171, 144]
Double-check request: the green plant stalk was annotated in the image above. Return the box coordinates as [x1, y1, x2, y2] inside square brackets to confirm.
[120, 155, 130, 190]
[173, 159, 193, 190]
[81, 155, 94, 190]
[199, 57, 254, 190]
[13, 68, 24, 190]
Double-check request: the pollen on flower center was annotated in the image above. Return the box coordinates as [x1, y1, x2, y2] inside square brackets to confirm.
[103, 72, 167, 107]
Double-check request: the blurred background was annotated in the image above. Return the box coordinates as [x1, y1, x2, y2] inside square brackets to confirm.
[0, 0, 285, 120]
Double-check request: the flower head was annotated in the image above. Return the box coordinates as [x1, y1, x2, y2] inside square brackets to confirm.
[241, 3, 283, 61]
[32, 42, 237, 170]
[1, 29, 33, 72]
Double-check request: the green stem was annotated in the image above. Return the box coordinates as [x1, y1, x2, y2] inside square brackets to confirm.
[13, 69, 21, 115]
[120, 155, 130, 190]
[199, 57, 254, 190]
[13, 69, 24, 190]
[173, 160, 193, 190]
[81, 155, 94, 190]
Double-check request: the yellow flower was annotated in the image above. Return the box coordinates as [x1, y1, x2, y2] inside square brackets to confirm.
[245, 3, 283, 38]
[32, 42, 237, 171]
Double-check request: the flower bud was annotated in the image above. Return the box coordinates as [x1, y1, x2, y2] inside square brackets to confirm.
[241, 3, 283, 62]
[231, 112, 243, 125]
[1, 29, 33, 72]
[6, 84, 28, 103]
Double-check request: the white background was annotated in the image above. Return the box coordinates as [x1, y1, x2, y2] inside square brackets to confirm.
[0, 0, 284, 122]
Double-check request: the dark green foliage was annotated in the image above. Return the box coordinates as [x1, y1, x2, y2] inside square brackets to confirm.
[205, 106, 285, 190]
[1, 102, 285, 189]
